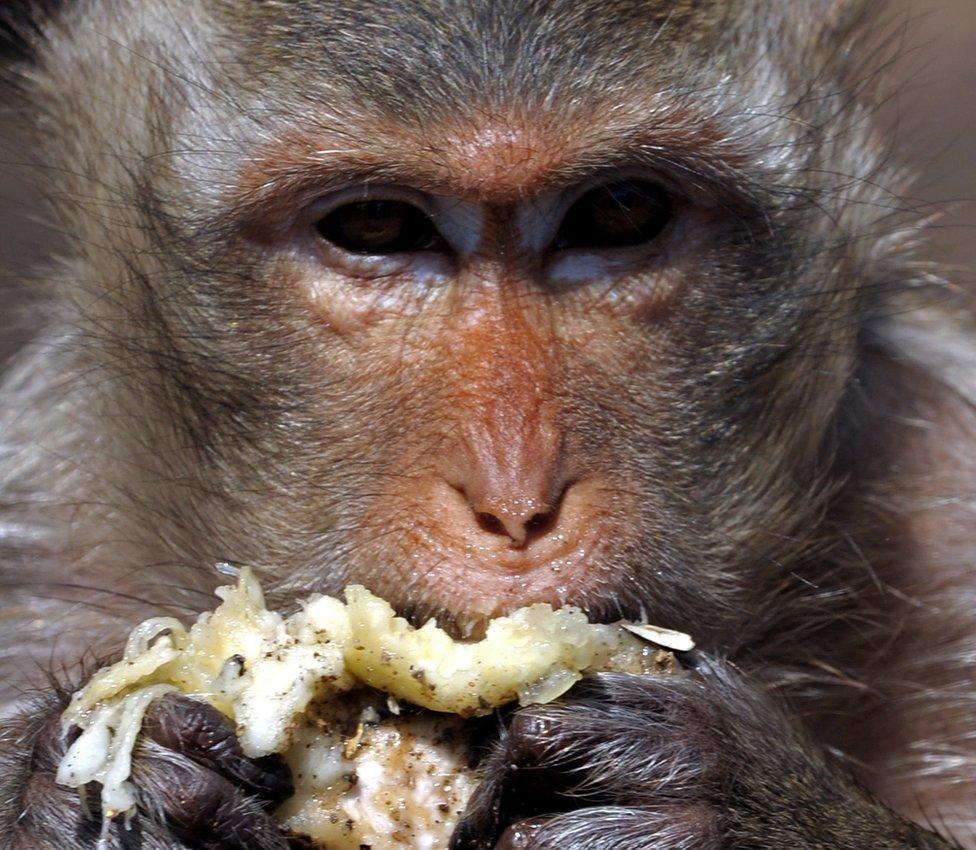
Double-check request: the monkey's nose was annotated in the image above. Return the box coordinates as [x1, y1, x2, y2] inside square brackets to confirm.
[436, 382, 569, 551]
[443, 449, 569, 550]
[468, 495, 560, 548]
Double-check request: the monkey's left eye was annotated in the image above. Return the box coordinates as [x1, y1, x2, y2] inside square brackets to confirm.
[316, 200, 446, 254]
[554, 181, 673, 250]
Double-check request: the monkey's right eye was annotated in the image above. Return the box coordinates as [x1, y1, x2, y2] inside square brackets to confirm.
[315, 200, 446, 255]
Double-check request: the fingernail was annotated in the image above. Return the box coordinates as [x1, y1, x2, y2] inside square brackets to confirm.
[497, 819, 545, 850]
[508, 713, 553, 761]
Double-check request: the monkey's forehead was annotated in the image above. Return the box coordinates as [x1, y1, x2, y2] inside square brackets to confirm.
[179, 0, 827, 201]
[36, 0, 854, 210]
[214, 0, 754, 123]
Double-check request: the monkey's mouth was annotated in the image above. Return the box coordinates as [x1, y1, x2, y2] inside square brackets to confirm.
[348, 477, 631, 638]
[397, 531, 613, 624]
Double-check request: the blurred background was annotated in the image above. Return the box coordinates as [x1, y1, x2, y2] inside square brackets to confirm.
[1, 0, 975, 366]
[879, 0, 976, 268]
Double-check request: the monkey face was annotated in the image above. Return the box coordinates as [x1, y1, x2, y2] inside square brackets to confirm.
[265, 172, 697, 627]
[29, 0, 874, 646]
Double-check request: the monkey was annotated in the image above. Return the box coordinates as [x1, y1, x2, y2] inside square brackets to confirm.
[0, 0, 974, 847]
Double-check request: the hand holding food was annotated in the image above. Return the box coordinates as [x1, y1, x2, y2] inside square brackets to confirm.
[57, 568, 687, 849]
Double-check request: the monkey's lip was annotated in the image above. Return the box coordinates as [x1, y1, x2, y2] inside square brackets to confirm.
[389, 517, 619, 624]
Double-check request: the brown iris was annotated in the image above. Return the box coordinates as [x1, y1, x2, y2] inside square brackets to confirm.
[316, 200, 444, 254]
[555, 181, 673, 249]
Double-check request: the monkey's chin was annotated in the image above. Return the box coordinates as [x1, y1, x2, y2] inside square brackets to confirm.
[56, 568, 687, 849]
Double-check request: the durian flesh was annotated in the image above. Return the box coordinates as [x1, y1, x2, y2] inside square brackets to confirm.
[56, 569, 686, 848]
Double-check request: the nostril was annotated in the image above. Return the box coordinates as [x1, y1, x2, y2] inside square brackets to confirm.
[524, 510, 555, 538]
[472, 506, 557, 548]
[445, 480, 572, 549]
[476, 511, 508, 536]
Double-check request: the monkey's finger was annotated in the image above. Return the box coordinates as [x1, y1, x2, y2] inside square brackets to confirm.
[131, 739, 289, 850]
[141, 693, 294, 805]
[495, 806, 721, 850]
[499, 674, 719, 801]
[451, 679, 685, 850]
[12, 768, 210, 849]
[450, 711, 579, 850]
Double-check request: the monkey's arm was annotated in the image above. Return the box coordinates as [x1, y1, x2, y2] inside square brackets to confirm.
[452, 658, 960, 850]
[0, 691, 293, 849]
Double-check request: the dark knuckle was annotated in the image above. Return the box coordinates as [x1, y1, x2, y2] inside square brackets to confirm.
[176, 770, 229, 827]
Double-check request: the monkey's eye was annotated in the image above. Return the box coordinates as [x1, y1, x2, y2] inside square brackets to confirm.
[555, 181, 673, 250]
[316, 200, 446, 254]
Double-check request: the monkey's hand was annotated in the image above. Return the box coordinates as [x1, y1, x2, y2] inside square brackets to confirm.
[0, 690, 294, 849]
[451, 658, 959, 850]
